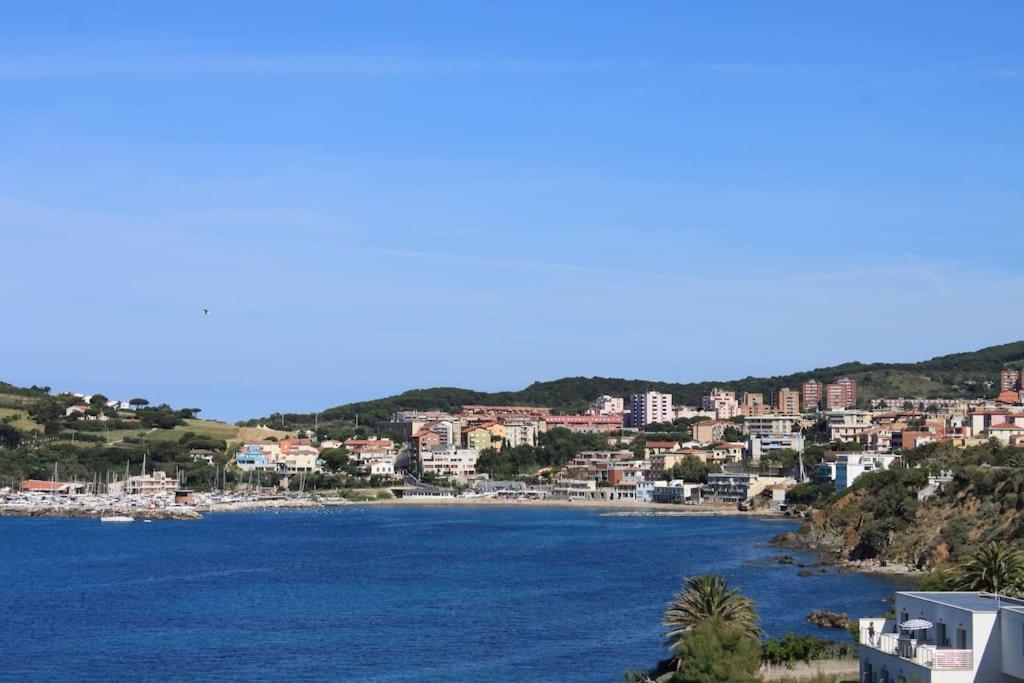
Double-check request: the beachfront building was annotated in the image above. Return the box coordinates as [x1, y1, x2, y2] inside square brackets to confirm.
[108, 471, 178, 496]
[278, 445, 322, 474]
[859, 591, 1024, 682]
[20, 480, 88, 496]
[235, 443, 279, 471]
[703, 473, 772, 503]
[419, 447, 479, 480]
[652, 480, 702, 504]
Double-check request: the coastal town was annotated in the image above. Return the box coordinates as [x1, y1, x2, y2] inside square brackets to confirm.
[5, 368, 1024, 524]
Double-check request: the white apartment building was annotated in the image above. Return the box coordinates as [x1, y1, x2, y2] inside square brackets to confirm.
[631, 391, 673, 426]
[588, 395, 625, 415]
[860, 591, 1024, 682]
[419, 447, 478, 480]
[834, 452, 900, 490]
[701, 388, 740, 420]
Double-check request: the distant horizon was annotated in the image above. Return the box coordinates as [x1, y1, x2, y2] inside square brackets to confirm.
[3, 2, 1022, 422]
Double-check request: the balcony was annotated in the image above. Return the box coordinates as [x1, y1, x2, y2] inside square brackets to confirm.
[860, 628, 973, 671]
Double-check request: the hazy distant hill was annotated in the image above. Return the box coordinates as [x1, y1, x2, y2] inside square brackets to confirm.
[241, 340, 1024, 428]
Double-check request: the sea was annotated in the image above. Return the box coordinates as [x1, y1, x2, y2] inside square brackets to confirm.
[0, 506, 910, 682]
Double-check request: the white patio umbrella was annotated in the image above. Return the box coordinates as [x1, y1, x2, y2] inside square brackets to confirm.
[900, 618, 933, 631]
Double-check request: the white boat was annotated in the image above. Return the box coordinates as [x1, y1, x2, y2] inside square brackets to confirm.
[100, 515, 135, 523]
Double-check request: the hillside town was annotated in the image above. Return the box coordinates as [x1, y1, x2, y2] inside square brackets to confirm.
[186, 369, 1024, 508]
[5, 368, 1024, 520]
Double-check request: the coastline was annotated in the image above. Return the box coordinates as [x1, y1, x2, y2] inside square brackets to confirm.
[2, 496, 789, 519]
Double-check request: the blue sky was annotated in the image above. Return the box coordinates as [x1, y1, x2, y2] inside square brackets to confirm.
[2, 1, 1022, 421]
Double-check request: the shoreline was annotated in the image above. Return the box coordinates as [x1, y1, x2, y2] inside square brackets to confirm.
[3, 495, 791, 519]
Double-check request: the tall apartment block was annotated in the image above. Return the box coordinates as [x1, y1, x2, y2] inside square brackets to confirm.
[740, 392, 767, 416]
[825, 377, 857, 410]
[776, 387, 801, 415]
[701, 388, 740, 420]
[802, 380, 823, 411]
[631, 391, 673, 427]
[1001, 368, 1022, 392]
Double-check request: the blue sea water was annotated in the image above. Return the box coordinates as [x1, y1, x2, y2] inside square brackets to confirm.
[0, 507, 909, 682]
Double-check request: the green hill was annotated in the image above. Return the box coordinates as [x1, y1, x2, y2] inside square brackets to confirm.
[242, 340, 1024, 428]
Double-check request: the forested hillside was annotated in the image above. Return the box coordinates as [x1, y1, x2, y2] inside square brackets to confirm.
[242, 340, 1024, 428]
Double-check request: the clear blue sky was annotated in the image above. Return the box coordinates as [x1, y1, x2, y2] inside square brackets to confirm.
[2, 2, 1022, 421]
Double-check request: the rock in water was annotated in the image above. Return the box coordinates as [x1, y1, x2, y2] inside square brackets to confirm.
[806, 610, 851, 629]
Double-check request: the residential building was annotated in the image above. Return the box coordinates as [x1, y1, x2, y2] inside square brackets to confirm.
[740, 392, 767, 417]
[108, 471, 178, 496]
[408, 427, 437, 452]
[776, 387, 801, 415]
[674, 406, 717, 420]
[343, 438, 395, 457]
[189, 448, 215, 465]
[859, 591, 1024, 683]
[703, 473, 763, 503]
[279, 445, 321, 474]
[419, 447, 479, 480]
[747, 433, 805, 462]
[503, 418, 539, 448]
[235, 443, 280, 471]
[461, 405, 552, 419]
[692, 420, 733, 445]
[376, 411, 458, 439]
[1001, 368, 1022, 392]
[701, 388, 740, 420]
[588, 395, 624, 415]
[631, 391, 673, 426]
[826, 410, 874, 442]
[989, 423, 1024, 445]
[462, 424, 496, 452]
[544, 414, 623, 433]
[710, 442, 745, 463]
[834, 452, 900, 490]
[745, 415, 801, 436]
[825, 377, 858, 409]
[652, 480, 703, 504]
[802, 380, 823, 412]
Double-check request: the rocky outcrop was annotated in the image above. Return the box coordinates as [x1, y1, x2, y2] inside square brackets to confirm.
[806, 610, 851, 630]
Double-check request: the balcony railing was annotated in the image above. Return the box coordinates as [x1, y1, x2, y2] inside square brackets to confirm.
[859, 629, 973, 670]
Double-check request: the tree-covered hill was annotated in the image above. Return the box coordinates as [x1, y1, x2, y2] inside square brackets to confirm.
[241, 340, 1024, 428]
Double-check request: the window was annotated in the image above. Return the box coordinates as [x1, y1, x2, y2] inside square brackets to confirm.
[957, 627, 967, 650]
[938, 622, 947, 647]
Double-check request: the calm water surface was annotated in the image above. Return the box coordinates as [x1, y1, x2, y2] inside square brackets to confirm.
[0, 507, 909, 682]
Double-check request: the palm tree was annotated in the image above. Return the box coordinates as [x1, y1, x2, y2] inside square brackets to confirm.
[662, 574, 760, 652]
[952, 542, 1023, 596]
